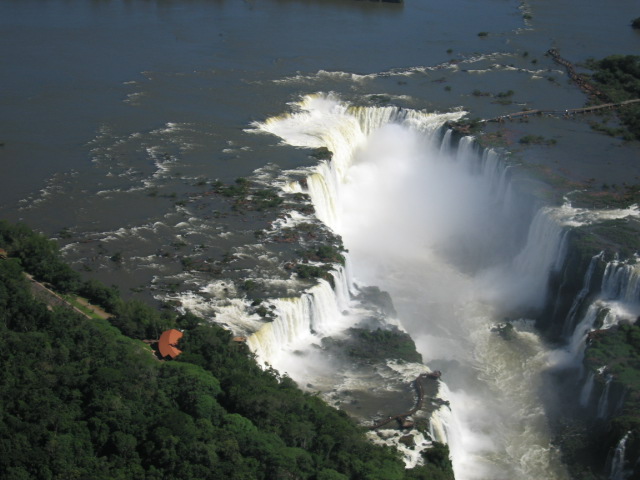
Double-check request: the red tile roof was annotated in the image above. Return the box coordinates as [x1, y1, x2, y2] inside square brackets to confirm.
[158, 329, 183, 359]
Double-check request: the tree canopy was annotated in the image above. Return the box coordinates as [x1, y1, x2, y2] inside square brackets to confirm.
[0, 221, 453, 479]
[588, 55, 640, 141]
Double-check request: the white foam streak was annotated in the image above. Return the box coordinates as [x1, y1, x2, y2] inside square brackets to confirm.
[557, 202, 640, 228]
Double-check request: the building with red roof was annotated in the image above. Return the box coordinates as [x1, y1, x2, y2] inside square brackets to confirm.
[158, 329, 183, 359]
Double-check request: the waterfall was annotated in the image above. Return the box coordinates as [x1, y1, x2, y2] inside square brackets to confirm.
[480, 206, 568, 313]
[602, 260, 640, 303]
[456, 136, 477, 166]
[511, 208, 567, 306]
[556, 303, 601, 368]
[247, 270, 349, 367]
[597, 374, 613, 419]
[542, 206, 639, 363]
[253, 93, 572, 480]
[580, 371, 595, 407]
[610, 431, 632, 480]
[568, 258, 640, 357]
[552, 254, 640, 427]
[561, 252, 604, 338]
[439, 129, 453, 156]
[252, 93, 467, 232]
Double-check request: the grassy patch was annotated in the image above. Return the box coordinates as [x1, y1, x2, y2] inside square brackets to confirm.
[62, 294, 104, 320]
[322, 327, 422, 363]
[518, 134, 557, 146]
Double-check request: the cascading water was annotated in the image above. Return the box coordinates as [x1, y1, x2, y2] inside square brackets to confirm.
[252, 93, 573, 479]
[245, 265, 359, 379]
[598, 374, 614, 419]
[554, 255, 640, 415]
[610, 431, 632, 480]
[562, 252, 604, 338]
[602, 260, 640, 304]
[580, 371, 596, 407]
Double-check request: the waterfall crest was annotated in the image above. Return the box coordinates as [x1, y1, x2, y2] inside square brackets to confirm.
[252, 93, 467, 231]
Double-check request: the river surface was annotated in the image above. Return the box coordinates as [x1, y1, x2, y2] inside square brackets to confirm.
[2, 1, 640, 479]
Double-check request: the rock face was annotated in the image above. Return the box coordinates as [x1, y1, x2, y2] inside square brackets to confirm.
[539, 223, 640, 478]
[539, 231, 605, 340]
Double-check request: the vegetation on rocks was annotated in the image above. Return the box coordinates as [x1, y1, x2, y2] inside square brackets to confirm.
[309, 147, 333, 161]
[301, 244, 346, 265]
[322, 327, 423, 363]
[294, 263, 336, 284]
[586, 55, 640, 141]
[518, 134, 557, 146]
[0, 220, 452, 480]
[571, 218, 640, 260]
[586, 324, 640, 395]
[212, 178, 284, 212]
[578, 323, 640, 477]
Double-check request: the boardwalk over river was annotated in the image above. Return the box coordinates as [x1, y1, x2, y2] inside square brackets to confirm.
[482, 99, 640, 124]
[476, 49, 640, 125]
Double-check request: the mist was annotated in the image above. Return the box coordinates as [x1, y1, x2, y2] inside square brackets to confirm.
[255, 94, 570, 479]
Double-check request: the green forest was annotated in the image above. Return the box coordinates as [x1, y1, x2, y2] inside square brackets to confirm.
[587, 54, 640, 141]
[0, 221, 453, 480]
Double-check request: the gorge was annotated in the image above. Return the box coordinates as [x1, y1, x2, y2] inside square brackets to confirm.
[232, 94, 639, 479]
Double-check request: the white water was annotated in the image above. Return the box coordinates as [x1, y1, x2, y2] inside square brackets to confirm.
[610, 431, 632, 480]
[580, 371, 596, 407]
[597, 374, 614, 419]
[246, 270, 355, 374]
[253, 93, 571, 479]
[562, 252, 604, 338]
[558, 268, 639, 368]
[553, 257, 640, 409]
[602, 259, 640, 304]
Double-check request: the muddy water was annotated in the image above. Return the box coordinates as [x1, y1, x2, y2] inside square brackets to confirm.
[2, 0, 637, 226]
[2, 0, 640, 478]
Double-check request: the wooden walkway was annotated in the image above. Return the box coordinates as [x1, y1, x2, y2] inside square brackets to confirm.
[546, 48, 608, 101]
[481, 99, 640, 124]
[478, 49, 639, 124]
[25, 273, 91, 319]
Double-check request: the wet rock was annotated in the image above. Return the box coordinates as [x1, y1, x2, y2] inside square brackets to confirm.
[399, 434, 415, 447]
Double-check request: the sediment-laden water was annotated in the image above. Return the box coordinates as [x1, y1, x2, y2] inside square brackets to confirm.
[2, 1, 640, 478]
